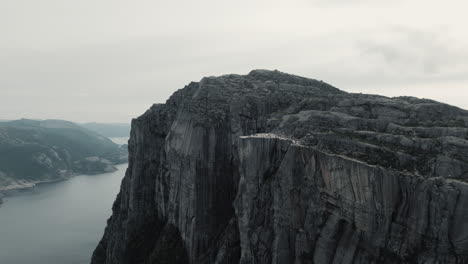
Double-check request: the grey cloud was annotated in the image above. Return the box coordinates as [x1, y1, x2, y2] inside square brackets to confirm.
[357, 27, 468, 82]
[310, 0, 402, 7]
[1, 0, 467, 121]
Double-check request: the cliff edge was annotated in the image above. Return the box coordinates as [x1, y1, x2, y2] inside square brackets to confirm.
[92, 70, 468, 264]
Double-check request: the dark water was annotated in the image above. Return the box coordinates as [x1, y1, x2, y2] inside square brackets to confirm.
[0, 164, 126, 264]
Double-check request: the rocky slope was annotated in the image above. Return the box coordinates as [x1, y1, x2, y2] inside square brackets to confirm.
[0, 119, 127, 194]
[92, 70, 468, 264]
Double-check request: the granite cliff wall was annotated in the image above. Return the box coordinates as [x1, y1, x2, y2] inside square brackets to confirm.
[237, 134, 468, 263]
[92, 70, 468, 264]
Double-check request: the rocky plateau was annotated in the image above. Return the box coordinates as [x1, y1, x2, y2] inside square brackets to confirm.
[92, 70, 468, 264]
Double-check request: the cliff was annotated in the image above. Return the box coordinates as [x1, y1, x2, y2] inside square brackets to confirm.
[92, 70, 468, 264]
[0, 119, 127, 193]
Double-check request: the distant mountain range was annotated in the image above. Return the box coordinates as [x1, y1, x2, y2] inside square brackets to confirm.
[0, 119, 128, 198]
[81, 122, 130, 138]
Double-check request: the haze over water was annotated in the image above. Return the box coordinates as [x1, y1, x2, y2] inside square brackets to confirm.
[0, 163, 126, 264]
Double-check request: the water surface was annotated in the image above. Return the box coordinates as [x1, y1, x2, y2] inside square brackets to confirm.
[0, 164, 126, 264]
[109, 137, 129, 146]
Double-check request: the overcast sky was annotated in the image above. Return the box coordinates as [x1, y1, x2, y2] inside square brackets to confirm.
[1, 0, 467, 123]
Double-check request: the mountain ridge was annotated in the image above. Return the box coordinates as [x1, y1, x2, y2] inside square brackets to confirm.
[0, 119, 127, 196]
[81, 122, 131, 138]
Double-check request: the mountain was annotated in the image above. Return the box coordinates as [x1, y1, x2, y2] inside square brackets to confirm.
[0, 119, 127, 193]
[81, 122, 131, 138]
[92, 70, 468, 264]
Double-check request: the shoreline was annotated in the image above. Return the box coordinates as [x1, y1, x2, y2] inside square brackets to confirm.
[0, 175, 73, 191]
[0, 162, 128, 204]
[0, 177, 71, 198]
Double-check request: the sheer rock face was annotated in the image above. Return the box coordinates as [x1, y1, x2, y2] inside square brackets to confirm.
[92, 70, 468, 264]
[237, 135, 468, 264]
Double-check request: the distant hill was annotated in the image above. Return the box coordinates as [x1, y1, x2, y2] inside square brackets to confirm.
[0, 119, 127, 193]
[81, 122, 131, 138]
